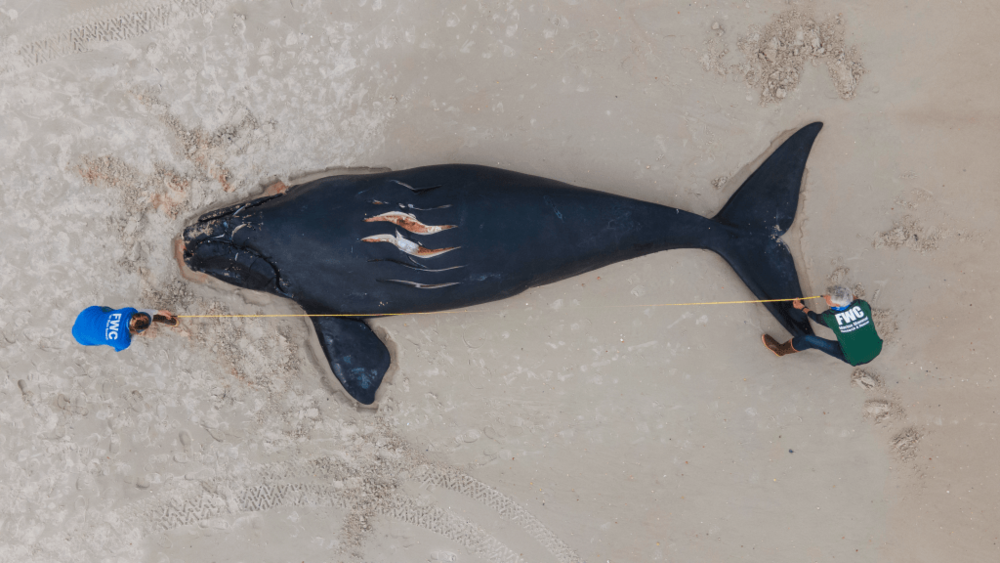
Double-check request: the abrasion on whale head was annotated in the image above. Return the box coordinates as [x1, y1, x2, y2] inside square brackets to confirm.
[179, 122, 824, 405]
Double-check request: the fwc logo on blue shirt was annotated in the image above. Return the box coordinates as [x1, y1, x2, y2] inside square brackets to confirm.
[105, 312, 123, 340]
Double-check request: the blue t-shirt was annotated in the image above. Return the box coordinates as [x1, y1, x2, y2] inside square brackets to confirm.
[72, 306, 139, 352]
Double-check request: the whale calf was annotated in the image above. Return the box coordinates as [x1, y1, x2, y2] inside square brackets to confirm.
[180, 122, 823, 404]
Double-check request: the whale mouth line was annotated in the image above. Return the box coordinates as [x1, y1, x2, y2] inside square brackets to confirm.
[183, 239, 289, 295]
[182, 213, 290, 295]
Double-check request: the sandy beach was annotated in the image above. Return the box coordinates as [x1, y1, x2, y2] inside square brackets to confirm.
[1, 1, 998, 561]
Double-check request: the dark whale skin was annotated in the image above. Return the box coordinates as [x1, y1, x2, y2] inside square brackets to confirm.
[192, 166, 733, 313]
[182, 122, 824, 404]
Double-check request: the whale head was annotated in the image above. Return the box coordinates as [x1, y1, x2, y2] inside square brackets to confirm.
[179, 210, 283, 295]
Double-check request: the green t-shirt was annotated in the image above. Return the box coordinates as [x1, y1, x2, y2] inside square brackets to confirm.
[817, 300, 883, 365]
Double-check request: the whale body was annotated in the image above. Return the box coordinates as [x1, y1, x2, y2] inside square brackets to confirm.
[181, 122, 823, 404]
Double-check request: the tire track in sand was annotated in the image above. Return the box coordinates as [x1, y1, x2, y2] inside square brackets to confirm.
[0, 0, 216, 75]
[144, 458, 582, 563]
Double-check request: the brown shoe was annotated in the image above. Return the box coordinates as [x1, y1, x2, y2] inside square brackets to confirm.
[762, 334, 798, 357]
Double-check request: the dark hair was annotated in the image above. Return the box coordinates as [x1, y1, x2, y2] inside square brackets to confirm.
[131, 313, 151, 333]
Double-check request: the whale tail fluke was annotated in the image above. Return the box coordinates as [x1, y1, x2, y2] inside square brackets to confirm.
[710, 122, 824, 338]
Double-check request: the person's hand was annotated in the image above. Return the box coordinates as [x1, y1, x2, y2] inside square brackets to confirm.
[792, 299, 805, 310]
[155, 310, 179, 326]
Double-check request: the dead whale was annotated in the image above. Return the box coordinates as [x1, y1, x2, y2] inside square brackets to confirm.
[179, 122, 823, 404]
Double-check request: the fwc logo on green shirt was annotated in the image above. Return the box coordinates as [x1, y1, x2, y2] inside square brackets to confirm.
[833, 305, 871, 333]
[819, 300, 883, 365]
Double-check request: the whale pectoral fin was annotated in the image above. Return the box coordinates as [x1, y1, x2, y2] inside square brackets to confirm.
[310, 316, 391, 405]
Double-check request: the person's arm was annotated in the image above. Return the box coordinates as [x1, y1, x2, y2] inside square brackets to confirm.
[792, 299, 824, 323]
[138, 309, 178, 326]
[153, 310, 178, 326]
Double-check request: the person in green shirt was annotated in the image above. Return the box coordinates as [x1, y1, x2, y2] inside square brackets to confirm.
[762, 285, 883, 366]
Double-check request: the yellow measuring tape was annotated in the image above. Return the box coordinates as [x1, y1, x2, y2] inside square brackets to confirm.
[176, 296, 823, 319]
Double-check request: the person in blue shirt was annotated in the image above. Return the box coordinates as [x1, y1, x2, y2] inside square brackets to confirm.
[72, 306, 178, 352]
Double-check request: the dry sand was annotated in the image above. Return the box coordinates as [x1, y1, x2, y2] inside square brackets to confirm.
[1, 1, 998, 561]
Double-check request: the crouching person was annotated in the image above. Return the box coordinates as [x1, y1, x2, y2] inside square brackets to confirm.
[72, 306, 178, 352]
[762, 286, 883, 366]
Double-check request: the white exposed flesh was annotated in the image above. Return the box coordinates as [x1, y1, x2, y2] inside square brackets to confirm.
[364, 211, 455, 234]
[361, 230, 458, 258]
